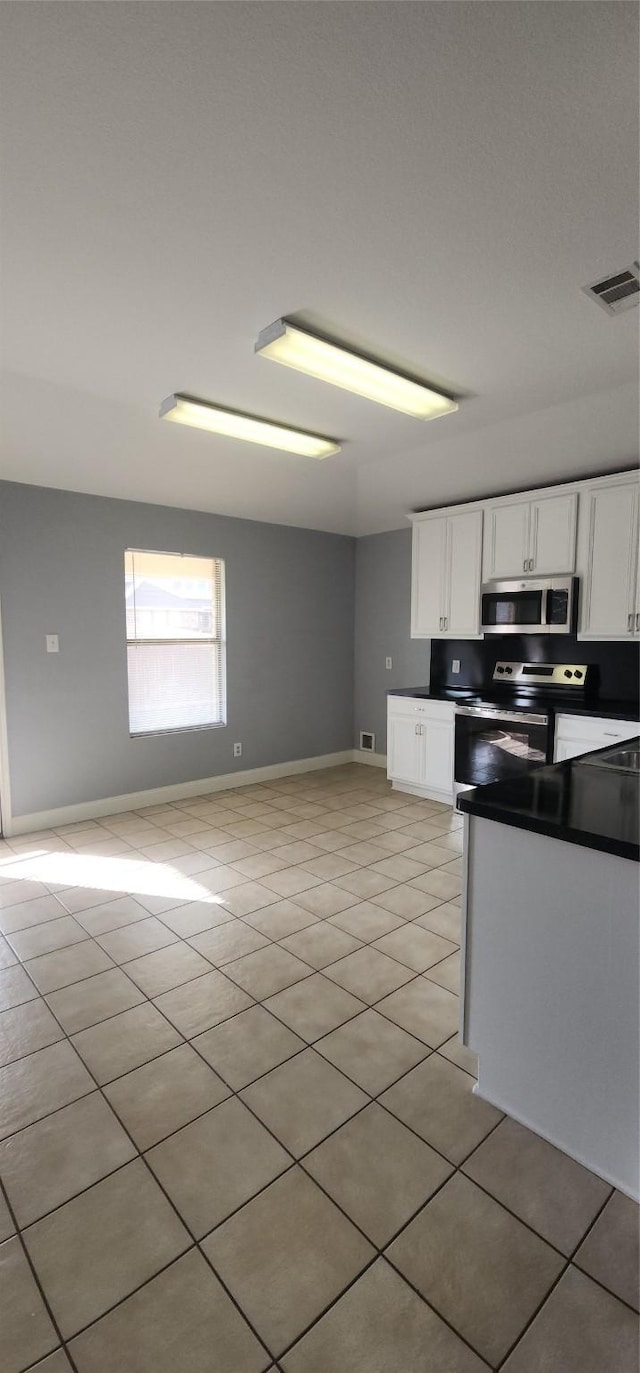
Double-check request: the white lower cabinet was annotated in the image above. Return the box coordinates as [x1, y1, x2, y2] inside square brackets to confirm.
[387, 713, 426, 788]
[554, 713, 638, 762]
[387, 696, 455, 802]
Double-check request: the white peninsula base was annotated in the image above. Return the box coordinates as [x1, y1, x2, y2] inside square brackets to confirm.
[461, 815, 639, 1200]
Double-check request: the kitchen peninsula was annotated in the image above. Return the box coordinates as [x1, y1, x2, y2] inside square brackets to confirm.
[457, 742, 640, 1200]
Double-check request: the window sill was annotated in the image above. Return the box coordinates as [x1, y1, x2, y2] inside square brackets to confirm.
[129, 721, 227, 739]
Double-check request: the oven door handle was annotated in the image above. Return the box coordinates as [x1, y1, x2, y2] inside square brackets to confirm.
[455, 706, 549, 726]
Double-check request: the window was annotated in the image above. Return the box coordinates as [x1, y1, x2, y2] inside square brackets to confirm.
[124, 550, 226, 735]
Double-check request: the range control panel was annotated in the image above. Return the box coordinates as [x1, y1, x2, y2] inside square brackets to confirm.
[492, 661, 590, 688]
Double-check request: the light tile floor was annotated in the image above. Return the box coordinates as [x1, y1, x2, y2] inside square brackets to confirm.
[0, 763, 637, 1372]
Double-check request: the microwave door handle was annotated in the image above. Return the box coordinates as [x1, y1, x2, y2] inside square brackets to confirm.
[541, 587, 549, 629]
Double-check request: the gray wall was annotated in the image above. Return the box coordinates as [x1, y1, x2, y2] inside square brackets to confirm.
[0, 482, 355, 816]
[354, 529, 430, 754]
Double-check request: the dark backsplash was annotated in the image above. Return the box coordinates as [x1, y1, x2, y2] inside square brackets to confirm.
[430, 636, 640, 702]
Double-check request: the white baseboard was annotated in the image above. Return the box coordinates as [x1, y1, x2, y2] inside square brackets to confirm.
[352, 749, 387, 768]
[391, 780, 453, 805]
[5, 748, 386, 837]
[472, 1081, 639, 1202]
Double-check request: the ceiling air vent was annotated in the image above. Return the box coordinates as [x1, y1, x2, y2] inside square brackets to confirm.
[583, 263, 640, 314]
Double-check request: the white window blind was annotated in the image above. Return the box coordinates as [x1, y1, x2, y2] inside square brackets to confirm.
[125, 550, 226, 735]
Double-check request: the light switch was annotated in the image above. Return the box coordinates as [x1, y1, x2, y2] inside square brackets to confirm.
[46, 634, 59, 654]
[385, 657, 393, 670]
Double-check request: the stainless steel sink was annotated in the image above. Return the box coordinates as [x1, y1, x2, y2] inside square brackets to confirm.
[578, 741, 640, 773]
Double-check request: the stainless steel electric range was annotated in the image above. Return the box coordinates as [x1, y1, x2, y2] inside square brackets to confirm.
[454, 660, 593, 790]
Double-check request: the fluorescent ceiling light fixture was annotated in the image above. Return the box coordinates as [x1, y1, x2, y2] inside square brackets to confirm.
[255, 319, 458, 420]
[159, 393, 340, 459]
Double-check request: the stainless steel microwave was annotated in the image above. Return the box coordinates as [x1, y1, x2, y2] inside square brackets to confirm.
[481, 576, 578, 635]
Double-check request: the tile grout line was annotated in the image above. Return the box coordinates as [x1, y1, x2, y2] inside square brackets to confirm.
[1, 866, 462, 1068]
[0, 1171, 83, 1373]
[4, 772, 626, 1371]
[5, 952, 630, 1355]
[0, 797, 462, 933]
[2, 879, 490, 1275]
[2, 964, 557, 1372]
[1, 884, 513, 1279]
[12, 958, 280, 1371]
[5, 878, 397, 1364]
[4, 833, 488, 1367]
[493, 1182, 620, 1369]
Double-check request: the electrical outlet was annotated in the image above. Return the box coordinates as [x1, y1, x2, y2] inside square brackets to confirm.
[385, 656, 393, 670]
[452, 659, 461, 674]
[233, 742, 242, 758]
[46, 634, 59, 654]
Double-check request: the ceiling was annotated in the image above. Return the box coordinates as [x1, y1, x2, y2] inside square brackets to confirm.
[1, 1, 638, 536]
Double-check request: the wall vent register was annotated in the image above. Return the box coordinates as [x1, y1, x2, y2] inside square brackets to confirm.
[582, 263, 640, 314]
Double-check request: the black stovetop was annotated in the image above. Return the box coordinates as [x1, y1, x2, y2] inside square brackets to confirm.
[388, 684, 640, 721]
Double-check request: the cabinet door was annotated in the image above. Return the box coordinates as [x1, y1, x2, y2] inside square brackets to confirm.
[422, 719, 454, 793]
[486, 501, 530, 579]
[444, 510, 483, 637]
[554, 738, 597, 762]
[580, 484, 639, 639]
[530, 494, 577, 575]
[411, 517, 446, 636]
[633, 500, 640, 640]
[387, 714, 425, 786]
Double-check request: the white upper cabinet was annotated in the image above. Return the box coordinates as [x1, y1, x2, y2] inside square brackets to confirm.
[411, 514, 448, 638]
[484, 492, 577, 580]
[485, 500, 530, 579]
[411, 508, 483, 638]
[446, 510, 484, 637]
[578, 478, 640, 640]
[635, 525, 640, 640]
[529, 494, 578, 575]
[409, 470, 638, 644]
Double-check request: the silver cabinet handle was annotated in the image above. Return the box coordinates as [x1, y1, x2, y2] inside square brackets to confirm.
[636, 613, 640, 632]
[438, 616, 443, 631]
[530, 559, 535, 571]
[415, 723, 420, 735]
[523, 559, 527, 572]
[443, 616, 448, 630]
[628, 613, 634, 632]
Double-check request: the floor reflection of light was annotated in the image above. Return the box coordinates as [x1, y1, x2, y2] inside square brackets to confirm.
[0, 848, 221, 903]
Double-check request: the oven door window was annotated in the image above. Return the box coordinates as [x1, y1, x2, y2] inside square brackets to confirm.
[455, 715, 549, 787]
[482, 588, 543, 628]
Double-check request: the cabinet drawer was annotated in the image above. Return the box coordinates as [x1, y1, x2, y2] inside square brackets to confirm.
[555, 713, 638, 742]
[388, 696, 455, 722]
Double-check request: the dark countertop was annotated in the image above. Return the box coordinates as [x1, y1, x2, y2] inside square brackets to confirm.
[456, 742, 640, 861]
[387, 686, 640, 722]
